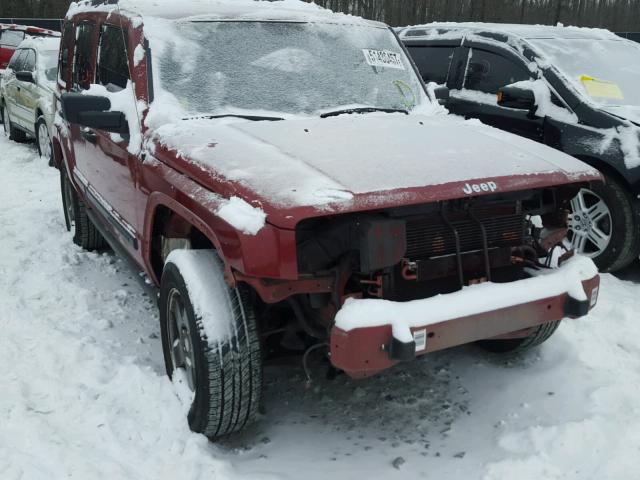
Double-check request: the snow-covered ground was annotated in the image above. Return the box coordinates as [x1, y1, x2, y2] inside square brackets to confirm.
[1, 133, 639, 479]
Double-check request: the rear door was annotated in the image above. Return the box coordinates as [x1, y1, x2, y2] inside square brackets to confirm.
[448, 46, 544, 141]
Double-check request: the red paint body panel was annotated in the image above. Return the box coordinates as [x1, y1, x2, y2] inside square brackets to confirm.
[330, 276, 600, 378]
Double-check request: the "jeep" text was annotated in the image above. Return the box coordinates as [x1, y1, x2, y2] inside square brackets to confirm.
[462, 182, 498, 195]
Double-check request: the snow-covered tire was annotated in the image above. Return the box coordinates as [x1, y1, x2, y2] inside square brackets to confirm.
[476, 320, 561, 353]
[2, 102, 27, 143]
[35, 116, 53, 165]
[591, 176, 640, 272]
[60, 169, 106, 250]
[159, 250, 263, 440]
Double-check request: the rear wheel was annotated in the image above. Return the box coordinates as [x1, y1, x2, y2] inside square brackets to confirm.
[2, 103, 27, 143]
[36, 116, 53, 164]
[60, 169, 106, 250]
[477, 321, 561, 353]
[160, 250, 263, 440]
[567, 176, 640, 272]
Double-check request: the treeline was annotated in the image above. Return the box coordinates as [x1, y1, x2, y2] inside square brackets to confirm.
[312, 0, 640, 30]
[1, 0, 639, 31]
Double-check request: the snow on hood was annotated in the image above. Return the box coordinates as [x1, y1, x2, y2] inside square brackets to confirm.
[150, 114, 600, 225]
[603, 105, 640, 126]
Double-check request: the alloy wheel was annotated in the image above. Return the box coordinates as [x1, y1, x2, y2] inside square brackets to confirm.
[167, 288, 197, 392]
[38, 122, 52, 159]
[567, 188, 612, 258]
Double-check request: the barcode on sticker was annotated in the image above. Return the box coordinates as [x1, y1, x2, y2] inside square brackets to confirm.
[590, 286, 599, 308]
[362, 49, 405, 70]
[413, 329, 427, 352]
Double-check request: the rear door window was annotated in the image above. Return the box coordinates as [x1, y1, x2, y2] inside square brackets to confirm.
[407, 46, 455, 85]
[0, 30, 25, 47]
[97, 24, 130, 90]
[464, 49, 531, 94]
[73, 22, 97, 90]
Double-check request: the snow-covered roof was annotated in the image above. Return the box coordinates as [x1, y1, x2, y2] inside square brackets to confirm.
[16, 36, 60, 52]
[0, 23, 60, 37]
[67, 0, 386, 27]
[400, 22, 622, 41]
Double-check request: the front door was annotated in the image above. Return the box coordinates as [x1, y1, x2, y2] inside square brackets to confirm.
[448, 47, 544, 142]
[69, 21, 144, 261]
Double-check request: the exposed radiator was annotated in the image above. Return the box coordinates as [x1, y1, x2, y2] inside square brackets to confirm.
[405, 209, 525, 259]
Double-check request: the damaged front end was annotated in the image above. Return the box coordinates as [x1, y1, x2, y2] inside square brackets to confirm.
[289, 184, 599, 377]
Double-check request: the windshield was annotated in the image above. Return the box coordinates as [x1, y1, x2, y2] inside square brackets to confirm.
[40, 50, 58, 82]
[530, 38, 640, 108]
[151, 21, 426, 117]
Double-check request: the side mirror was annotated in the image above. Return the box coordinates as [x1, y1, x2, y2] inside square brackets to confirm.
[497, 85, 536, 112]
[61, 93, 129, 135]
[433, 85, 450, 105]
[15, 71, 35, 84]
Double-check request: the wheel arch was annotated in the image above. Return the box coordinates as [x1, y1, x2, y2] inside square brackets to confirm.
[144, 193, 231, 286]
[573, 154, 634, 194]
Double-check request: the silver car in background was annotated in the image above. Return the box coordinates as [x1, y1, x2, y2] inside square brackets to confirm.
[1, 36, 60, 162]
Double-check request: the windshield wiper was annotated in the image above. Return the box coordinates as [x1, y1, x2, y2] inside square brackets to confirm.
[320, 107, 409, 119]
[183, 114, 285, 122]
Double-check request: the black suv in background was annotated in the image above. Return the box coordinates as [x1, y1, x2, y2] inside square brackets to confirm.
[400, 23, 640, 272]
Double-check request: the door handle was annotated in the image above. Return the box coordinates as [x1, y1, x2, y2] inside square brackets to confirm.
[81, 127, 98, 144]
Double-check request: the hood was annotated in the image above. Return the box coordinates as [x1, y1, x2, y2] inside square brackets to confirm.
[601, 105, 640, 126]
[150, 114, 601, 229]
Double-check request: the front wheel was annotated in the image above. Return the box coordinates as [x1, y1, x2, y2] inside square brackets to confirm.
[477, 321, 561, 353]
[160, 250, 263, 440]
[567, 176, 640, 272]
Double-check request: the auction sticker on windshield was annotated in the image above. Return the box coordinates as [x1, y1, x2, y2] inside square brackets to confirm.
[363, 49, 405, 70]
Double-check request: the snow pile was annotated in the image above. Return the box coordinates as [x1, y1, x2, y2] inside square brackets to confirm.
[0, 136, 242, 479]
[215, 196, 267, 235]
[335, 255, 597, 343]
[166, 250, 235, 345]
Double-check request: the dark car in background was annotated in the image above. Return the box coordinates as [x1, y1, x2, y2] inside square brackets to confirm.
[400, 23, 640, 272]
[0, 24, 59, 70]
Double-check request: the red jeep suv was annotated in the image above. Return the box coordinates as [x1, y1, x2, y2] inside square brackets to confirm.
[54, 0, 601, 439]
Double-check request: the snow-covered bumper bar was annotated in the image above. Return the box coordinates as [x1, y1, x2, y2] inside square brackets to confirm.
[330, 256, 600, 378]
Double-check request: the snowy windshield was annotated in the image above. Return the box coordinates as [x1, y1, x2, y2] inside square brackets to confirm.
[152, 21, 426, 116]
[530, 38, 640, 108]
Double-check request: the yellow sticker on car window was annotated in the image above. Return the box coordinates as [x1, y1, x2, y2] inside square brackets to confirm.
[580, 75, 624, 100]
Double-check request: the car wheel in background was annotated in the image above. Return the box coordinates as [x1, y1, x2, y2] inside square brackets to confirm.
[159, 250, 263, 440]
[2, 103, 27, 143]
[567, 175, 640, 272]
[35, 116, 53, 164]
[60, 168, 106, 250]
[477, 321, 561, 353]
